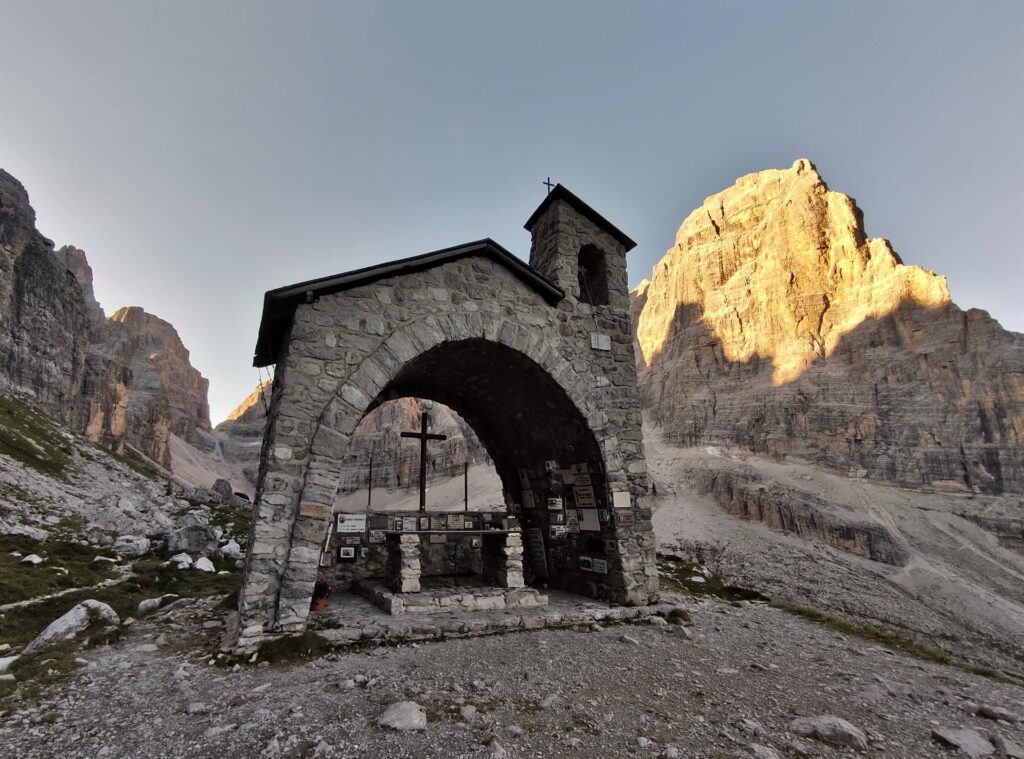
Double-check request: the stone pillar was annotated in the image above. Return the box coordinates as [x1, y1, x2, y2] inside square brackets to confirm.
[386, 534, 421, 593]
[482, 532, 525, 589]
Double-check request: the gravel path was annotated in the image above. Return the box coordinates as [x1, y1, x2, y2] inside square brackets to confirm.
[4, 596, 1022, 758]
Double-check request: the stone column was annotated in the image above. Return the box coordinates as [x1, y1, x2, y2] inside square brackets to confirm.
[386, 534, 421, 593]
[482, 532, 525, 589]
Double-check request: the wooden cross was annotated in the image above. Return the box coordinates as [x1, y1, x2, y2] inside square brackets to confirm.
[543, 177, 555, 194]
[400, 412, 447, 512]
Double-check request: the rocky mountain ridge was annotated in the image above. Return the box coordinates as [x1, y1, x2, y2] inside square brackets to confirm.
[0, 169, 211, 469]
[634, 159, 1024, 494]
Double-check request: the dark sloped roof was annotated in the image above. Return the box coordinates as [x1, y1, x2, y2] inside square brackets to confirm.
[253, 238, 563, 366]
[524, 184, 636, 252]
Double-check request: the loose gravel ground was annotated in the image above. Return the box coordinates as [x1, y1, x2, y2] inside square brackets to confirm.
[3, 595, 1022, 758]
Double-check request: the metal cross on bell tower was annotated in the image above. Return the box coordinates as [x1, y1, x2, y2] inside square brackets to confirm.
[543, 177, 555, 194]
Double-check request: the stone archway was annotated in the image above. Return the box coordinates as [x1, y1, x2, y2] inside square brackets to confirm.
[231, 187, 657, 650]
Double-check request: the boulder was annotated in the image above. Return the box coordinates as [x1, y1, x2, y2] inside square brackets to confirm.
[111, 535, 150, 557]
[377, 701, 427, 732]
[790, 715, 867, 750]
[20, 554, 44, 565]
[931, 727, 996, 758]
[0, 522, 48, 541]
[164, 525, 219, 556]
[211, 479, 234, 501]
[23, 600, 120, 655]
[137, 594, 179, 615]
[193, 557, 215, 573]
[219, 540, 241, 560]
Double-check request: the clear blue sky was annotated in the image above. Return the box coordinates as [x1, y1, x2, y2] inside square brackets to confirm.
[1, 1, 1021, 423]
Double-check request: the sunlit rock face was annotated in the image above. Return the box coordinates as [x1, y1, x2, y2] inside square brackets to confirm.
[76, 306, 212, 468]
[635, 159, 1024, 493]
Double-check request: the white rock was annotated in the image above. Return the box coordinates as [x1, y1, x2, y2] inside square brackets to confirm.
[169, 552, 193, 566]
[111, 534, 150, 557]
[21, 554, 44, 565]
[3, 523, 48, 541]
[931, 727, 996, 758]
[0, 655, 19, 672]
[219, 540, 241, 560]
[186, 702, 209, 716]
[0, 674, 14, 683]
[638, 736, 654, 749]
[23, 600, 120, 655]
[688, 575, 706, 583]
[377, 701, 427, 731]
[92, 556, 119, 565]
[193, 556, 215, 573]
[790, 715, 867, 750]
[460, 704, 477, 721]
[750, 745, 782, 759]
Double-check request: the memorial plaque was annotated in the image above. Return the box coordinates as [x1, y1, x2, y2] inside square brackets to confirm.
[603, 538, 618, 555]
[550, 511, 565, 525]
[549, 525, 567, 539]
[524, 527, 548, 578]
[612, 491, 632, 509]
[418, 517, 430, 531]
[402, 516, 418, 532]
[547, 496, 563, 510]
[566, 511, 580, 533]
[338, 546, 356, 561]
[430, 515, 447, 530]
[464, 518, 475, 530]
[336, 513, 367, 533]
[568, 463, 592, 486]
[449, 514, 465, 529]
[360, 547, 369, 559]
[429, 533, 447, 544]
[592, 557, 608, 574]
[368, 530, 385, 544]
[369, 515, 390, 530]
[544, 460, 558, 472]
[522, 490, 536, 509]
[579, 556, 594, 572]
[579, 509, 601, 532]
[616, 511, 635, 528]
[341, 536, 361, 546]
[574, 485, 597, 508]
[470, 537, 482, 548]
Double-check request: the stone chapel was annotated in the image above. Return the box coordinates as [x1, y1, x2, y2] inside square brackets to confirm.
[229, 185, 658, 650]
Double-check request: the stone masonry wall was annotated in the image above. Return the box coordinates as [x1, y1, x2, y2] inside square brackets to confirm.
[234, 199, 655, 647]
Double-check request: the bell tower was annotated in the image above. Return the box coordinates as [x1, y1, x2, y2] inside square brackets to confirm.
[524, 184, 636, 315]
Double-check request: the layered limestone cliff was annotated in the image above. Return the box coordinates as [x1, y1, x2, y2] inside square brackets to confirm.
[635, 159, 1024, 493]
[0, 169, 212, 469]
[0, 171, 90, 422]
[76, 306, 212, 467]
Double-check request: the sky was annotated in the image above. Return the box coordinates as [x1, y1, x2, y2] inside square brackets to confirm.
[1, 1, 1021, 423]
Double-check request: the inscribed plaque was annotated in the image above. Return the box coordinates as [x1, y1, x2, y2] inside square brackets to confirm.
[612, 491, 632, 509]
[336, 514, 367, 533]
[591, 558, 608, 574]
[579, 509, 601, 532]
[574, 485, 597, 508]
[522, 490, 536, 509]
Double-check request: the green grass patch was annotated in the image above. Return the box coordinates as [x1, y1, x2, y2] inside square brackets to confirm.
[0, 535, 119, 606]
[0, 552, 239, 649]
[114, 446, 166, 481]
[206, 500, 252, 540]
[0, 396, 72, 480]
[657, 555, 767, 602]
[770, 600, 1024, 686]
